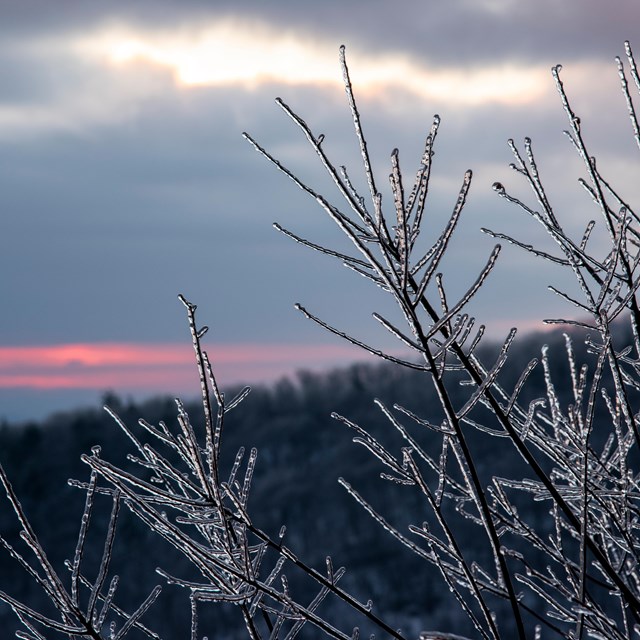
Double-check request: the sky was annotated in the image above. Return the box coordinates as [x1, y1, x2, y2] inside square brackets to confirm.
[0, 0, 638, 422]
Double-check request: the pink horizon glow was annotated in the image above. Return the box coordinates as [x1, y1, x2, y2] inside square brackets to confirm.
[0, 342, 377, 390]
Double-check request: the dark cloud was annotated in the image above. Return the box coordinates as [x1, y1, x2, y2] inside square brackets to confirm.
[1, 0, 637, 68]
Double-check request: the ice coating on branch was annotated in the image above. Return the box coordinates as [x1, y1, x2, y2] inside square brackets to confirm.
[3, 41, 640, 640]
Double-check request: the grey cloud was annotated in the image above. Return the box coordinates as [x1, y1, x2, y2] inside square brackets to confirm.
[1, 0, 637, 70]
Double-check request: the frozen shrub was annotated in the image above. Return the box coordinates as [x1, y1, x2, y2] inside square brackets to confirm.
[2, 42, 640, 639]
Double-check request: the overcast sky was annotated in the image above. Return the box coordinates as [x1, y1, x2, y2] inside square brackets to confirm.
[0, 0, 638, 421]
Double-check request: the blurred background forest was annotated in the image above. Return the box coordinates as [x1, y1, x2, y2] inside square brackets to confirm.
[0, 324, 617, 638]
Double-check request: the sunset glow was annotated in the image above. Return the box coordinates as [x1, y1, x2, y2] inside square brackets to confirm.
[0, 342, 372, 390]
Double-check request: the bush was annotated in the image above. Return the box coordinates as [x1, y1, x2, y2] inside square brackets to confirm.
[2, 42, 640, 639]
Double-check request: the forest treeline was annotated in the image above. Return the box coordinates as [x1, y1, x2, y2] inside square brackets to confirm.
[0, 323, 619, 638]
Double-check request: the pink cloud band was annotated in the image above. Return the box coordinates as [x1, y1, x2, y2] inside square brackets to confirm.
[0, 342, 372, 390]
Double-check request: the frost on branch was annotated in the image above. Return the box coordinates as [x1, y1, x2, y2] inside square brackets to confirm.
[245, 42, 640, 638]
[2, 42, 640, 640]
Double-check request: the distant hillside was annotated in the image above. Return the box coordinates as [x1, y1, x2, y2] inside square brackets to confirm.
[0, 323, 623, 638]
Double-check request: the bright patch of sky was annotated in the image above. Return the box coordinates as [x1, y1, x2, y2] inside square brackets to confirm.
[94, 21, 549, 106]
